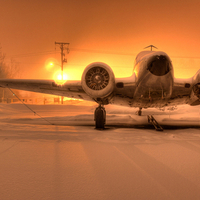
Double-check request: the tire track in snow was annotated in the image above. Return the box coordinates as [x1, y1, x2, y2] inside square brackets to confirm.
[113, 144, 200, 200]
[113, 145, 176, 200]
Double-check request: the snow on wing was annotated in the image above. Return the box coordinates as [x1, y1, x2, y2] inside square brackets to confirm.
[0, 79, 94, 101]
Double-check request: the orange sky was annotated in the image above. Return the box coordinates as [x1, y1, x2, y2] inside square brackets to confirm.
[1, 0, 200, 79]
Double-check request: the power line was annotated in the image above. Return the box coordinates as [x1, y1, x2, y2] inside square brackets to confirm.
[171, 56, 200, 60]
[7, 48, 200, 60]
[9, 48, 136, 58]
[10, 50, 60, 58]
[70, 47, 137, 56]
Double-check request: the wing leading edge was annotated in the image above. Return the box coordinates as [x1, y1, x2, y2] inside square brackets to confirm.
[0, 79, 94, 101]
[0, 75, 137, 106]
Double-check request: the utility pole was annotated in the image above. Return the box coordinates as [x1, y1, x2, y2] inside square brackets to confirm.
[55, 42, 70, 80]
[55, 42, 70, 104]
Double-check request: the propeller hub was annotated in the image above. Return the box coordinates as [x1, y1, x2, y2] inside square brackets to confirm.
[85, 67, 109, 90]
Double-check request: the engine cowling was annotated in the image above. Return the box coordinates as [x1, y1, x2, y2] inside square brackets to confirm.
[189, 69, 200, 105]
[189, 83, 200, 106]
[81, 62, 115, 103]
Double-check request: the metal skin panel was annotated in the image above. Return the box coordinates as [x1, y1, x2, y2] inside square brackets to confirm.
[131, 51, 174, 108]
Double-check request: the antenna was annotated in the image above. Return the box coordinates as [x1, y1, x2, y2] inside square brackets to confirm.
[144, 45, 158, 51]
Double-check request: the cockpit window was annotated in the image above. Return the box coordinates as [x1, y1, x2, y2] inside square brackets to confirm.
[147, 55, 170, 76]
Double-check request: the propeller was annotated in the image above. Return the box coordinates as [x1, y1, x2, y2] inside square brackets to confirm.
[85, 67, 109, 90]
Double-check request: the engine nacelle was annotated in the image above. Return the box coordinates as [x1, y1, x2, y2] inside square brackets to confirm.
[81, 62, 115, 104]
[190, 69, 200, 105]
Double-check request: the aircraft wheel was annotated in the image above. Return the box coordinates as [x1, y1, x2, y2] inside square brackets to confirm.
[136, 109, 142, 116]
[138, 107, 142, 116]
[95, 106, 106, 129]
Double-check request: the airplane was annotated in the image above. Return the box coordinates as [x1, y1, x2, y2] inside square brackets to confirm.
[0, 45, 200, 129]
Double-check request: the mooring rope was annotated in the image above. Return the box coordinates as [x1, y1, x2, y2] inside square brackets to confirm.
[8, 88, 54, 125]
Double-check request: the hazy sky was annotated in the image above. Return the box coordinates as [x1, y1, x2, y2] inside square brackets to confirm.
[1, 0, 200, 79]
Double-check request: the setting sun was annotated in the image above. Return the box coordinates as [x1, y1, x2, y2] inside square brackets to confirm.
[53, 70, 68, 85]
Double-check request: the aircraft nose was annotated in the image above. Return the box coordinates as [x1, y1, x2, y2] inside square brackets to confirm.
[147, 55, 170, 76]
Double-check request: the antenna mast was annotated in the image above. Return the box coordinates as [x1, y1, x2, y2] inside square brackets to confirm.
[144, 45, 158, 51]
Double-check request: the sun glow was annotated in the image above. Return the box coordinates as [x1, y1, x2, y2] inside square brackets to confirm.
[45, 58, 59, 71]
[53, 70, 68, 85]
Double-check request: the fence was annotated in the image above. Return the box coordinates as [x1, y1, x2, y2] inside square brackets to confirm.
[0, 97, 66, 104]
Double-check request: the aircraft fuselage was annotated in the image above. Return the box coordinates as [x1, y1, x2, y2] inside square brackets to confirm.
[133, 51, 174, 108]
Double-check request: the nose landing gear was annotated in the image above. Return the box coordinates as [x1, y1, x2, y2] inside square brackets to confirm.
[94, 105, 106, 129]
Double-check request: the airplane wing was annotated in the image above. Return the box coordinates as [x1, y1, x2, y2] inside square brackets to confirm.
[0, 79, 94, 101]
[172, 75, 200, 106]
[0, 62, 138, 106]
[0, 76, 137, 105]
[172, 77, 193, 98]
[0, 62, 137, 105]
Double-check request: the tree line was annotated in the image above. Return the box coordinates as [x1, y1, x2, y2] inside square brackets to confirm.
[0, 46, 21, 99]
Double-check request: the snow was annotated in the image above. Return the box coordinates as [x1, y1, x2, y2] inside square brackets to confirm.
[0, 103, 200, 200]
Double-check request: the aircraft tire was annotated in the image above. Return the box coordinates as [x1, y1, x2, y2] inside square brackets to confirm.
[95, 106, 106, 129]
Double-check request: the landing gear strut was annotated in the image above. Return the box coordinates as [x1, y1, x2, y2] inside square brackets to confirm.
[136, 107, 142, 116]
[94, 104, 106, 129]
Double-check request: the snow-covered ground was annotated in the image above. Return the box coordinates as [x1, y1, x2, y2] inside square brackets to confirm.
[1, 103, 200, 200]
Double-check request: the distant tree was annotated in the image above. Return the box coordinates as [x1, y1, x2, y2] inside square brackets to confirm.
[0, 47, 20, 78]
[0, 47, 7, 78]
[0, 46, 21, 100]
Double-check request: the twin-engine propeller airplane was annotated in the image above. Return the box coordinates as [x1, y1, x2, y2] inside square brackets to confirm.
[0, 46, 200, 129]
